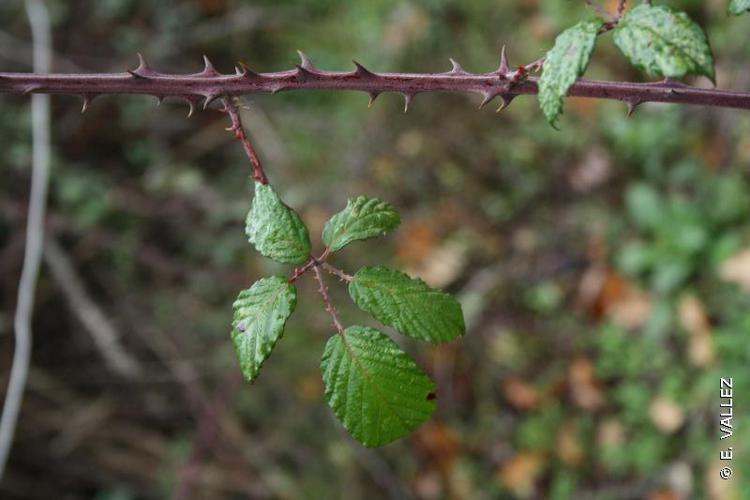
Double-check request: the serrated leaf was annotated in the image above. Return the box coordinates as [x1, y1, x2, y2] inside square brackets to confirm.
[321, 326, 436, 447]
[729, 0, 750, 15]
[349, 266, 465, 343]
[538, 19, 602, 127]
[322, 196, 400, 252]
[613, 4, 715, 82]
[231, 276, 297, 382]
[246, 182, 311, 264]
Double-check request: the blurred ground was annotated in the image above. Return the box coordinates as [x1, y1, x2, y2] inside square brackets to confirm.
[1, 0, 750, 498]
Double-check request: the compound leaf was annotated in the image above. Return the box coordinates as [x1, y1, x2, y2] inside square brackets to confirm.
[231, 276, 297, 382]
[349, 266, 465, 343]
[246, 182, 311, 264]
[729, 0, 750, 15]
[538, 18, 602, 127]
[321, 326, 436, 447]
[322, 196, 400, 252]
[613, 4, 715, 82]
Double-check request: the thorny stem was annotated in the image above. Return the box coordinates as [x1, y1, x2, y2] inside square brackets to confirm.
[221, 97, 268, 184]
[2, 51, 750, 113]
[322, 262, 353, 283]
[312, 264, 344, 334]
[288, 247, 331, 284]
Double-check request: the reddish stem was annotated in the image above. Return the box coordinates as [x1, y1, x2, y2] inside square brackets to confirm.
[312, 264, 344, 334]
[222, 97, 268, 184]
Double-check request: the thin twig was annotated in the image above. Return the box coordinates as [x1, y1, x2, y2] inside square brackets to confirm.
[321, 262, 353, 283]
[221, 97, 268, 184]
[0, 0, 51, 480]
[312, 264, 344, 334]
[288, 257, 316, 284]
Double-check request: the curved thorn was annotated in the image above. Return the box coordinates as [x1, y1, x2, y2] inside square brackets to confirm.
[187, 101, 195, 118]
[498, 45, 510, 75]
[352, 60, 376, 78]
[128, 52, 155, 79]
[496, 95, 515, 113]
[402, 93, 414, 113]
[200, 55, 220, 76]
[155, 95, 164, 106]
[23, 84, 43, 95]
[236, 62, 260, 80]
[294, 64, 315, 81]
[203, 92, 222, 110]
[626, 99, 642, 117]
[367, 91, 380, 108]
[80, 93, 98, 113]
[297, 50, 318, 71]
[448, 58, 467, 75]
[478, 91, 497, 109]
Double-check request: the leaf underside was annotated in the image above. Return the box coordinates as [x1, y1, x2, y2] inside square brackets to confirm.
[322, 196, 400, 252]
[613, 4, 715, 82]
[320, 326, 436, 447]
[246, 182, 312, 264]
[349, 266, 465, 343]
[231, 276, 297, 382]
[729, 0, 750, 15]
[538, 18, 603, 127]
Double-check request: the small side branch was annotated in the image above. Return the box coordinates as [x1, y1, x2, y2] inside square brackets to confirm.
[222, 97, 268, 184]
[321, 262, 353, 283]
[312, 264, 344, 334]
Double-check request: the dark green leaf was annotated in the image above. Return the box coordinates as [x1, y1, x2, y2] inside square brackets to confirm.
[613, 4, 715, 82]
[320, 326, 436, 447]
[729, 0, 750, 15]
[246, 182, 311, 264]
[538, 19, 602, 127]
[231, 276, 297, 382]
[349, 266, 465, 343]
[322, 196, 400, 252]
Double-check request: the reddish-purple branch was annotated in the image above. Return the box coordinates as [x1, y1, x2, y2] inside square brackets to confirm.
[221, 97, 268, 184]
[2, 52, 749, 113]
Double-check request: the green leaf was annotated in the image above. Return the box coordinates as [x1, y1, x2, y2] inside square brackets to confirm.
[246, 182, 311, 264]
[613, 4, 715, 82]
[231, 276, 297, 382]
[322, 196, 400, 252]
[729, 0, 750, 15]
[320, 326, 436, 447]
[538, 19, 602, 127]
[349, 266, 465, 343]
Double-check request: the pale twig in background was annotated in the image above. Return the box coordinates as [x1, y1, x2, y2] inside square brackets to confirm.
[43, 238, 142, 379]
[0, 0, 52, 480]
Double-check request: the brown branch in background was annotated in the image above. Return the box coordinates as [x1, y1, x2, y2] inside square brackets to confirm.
[221, 97, 268, 184]
[312, 264, 344, 334]
[2, 51, 749, 113]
